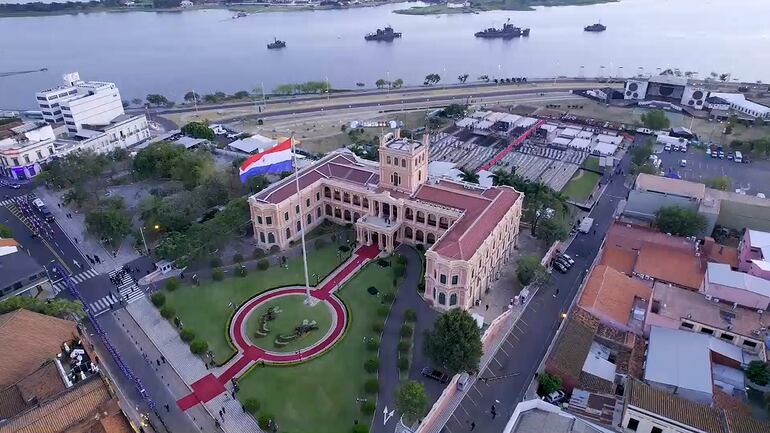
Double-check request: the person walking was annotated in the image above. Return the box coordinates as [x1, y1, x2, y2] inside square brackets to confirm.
[470, 421, 476, 431]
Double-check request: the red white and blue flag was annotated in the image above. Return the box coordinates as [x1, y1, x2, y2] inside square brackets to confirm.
[239, 138, 293, 183]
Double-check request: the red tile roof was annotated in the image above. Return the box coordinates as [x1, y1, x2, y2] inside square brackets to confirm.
[634, 242, 705, 289]
[578, 265, 652, 326]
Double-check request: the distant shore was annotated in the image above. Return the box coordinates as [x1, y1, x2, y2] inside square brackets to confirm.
[394, 0, 618, 15]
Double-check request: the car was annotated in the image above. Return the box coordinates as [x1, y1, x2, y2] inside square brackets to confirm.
[554, 256, 572, 269]
[664, 144, 671, 152]
[560, 254, 575, 265]
[718, 151, 725, 159]
[544, 390, 567, 405]
[9, 183, 20, 189]
[680, 159, 687, 167]
[456, 372, 471, 391]
[421, 367, 450, 384]
[553, 262, 568, 273]
[727, 152, 734, 160]
[705, 149, 711, 157]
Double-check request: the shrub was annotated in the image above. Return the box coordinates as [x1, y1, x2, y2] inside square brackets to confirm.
[212, 269, 224, 281]
[366, 338, 379, 351]
[233, 253, 243, 263]
[351, 423, 369, 433]
[189, 339, 208, 355]
[538, 372, 563, 396]
[404, 309, 417, 322]
[377, 305, 390, 317]
[160, 305, 175, 319]
[382, 292, 396, 303]
[150, 292, 166, 307]
[398, 357, 410, 371]
[377, 258, 390, 267]
[400, 324, 413, 338]
[209, 257, 222, 268]
[372, 322, 384, 333]
[339, 245, 351, 253]
[257, 413, 274, 430]
[314, 238, 327, 249]
[364, 378, 379, 394]
[416, 243, 425, 252]
[237, 266, 248, 277]
[244, 398, 260, 414]
[746, 361, 770, 386]
[398, 340, 411, 353]
[257, 259, 270, 271]
[165, 278, 179, 292]
[180, 328, 195, 342]
[364, 358, 379, 373]
[361, 400, 376, 415]
[252, 248, 265, 259]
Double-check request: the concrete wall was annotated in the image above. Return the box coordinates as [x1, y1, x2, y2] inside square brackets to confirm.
[702, 280, 770, 310]
[717, 199, 770, 232]
[621, 406, 702, 433]
[647, 381, 712, 405]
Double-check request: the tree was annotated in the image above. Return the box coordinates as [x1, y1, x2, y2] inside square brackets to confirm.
[478, 74, 489, 82]
[459, 168, 479, 184]
[706, 175, 731, 191]
[746, 361, 769, 386]
[146, 94, 169, 107]
[181, 121, 215, 141]
[0, 224, 12, 238]
[517, 254, 548, 286]
[491, 168, 520, 187]
[424, 73, 441, 85]
[183, 91, 200, 103]
[392, 78, 404, 88]
[457, 73, 469, 83]
[538, 372, 563, 395]
[396, 381, 428, 425]
[442, 104, 466, 118]
[536, 216, 569, 246]
[375, 78, 387, 89]
[423, 309, 482, 375]
[654, 205, 707, 237]
[131, 98, 142, 106]
[85, 199, 131, 243]
[244, 398, 261, 415]
[232, 90, 250, 99]
[0, 296, 84, 318]
[189, 339, 208, 354]
[640, 109, 670, 130]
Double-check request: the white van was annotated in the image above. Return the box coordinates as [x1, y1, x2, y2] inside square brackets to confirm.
[734, 151, 743, 163]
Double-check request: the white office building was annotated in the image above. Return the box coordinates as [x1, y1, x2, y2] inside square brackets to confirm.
[35, 72, 125, 133]
[55, 114, 151, 155]
[0, 122, 57, 179]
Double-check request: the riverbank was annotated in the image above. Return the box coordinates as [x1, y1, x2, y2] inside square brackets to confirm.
[394, 0, 618, 15]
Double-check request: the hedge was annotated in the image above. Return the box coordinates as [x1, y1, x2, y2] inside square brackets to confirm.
[398, 357, 410, 371]
[372, 322, 384, 333]
[233, 253, 244, 263]
[404, 308, 417, 321]
[257, 259, 270, 271]
[257, 413, 274, 430]
[160, 305, 175, 319]
[190, 339, 208, 354]
[252, 248, 266, 259]
[212, 269, 224, 281]
[364, 358, 379, 373]
[400, 324, 413, 338]
[366, 338, 379, 351]
[364, 378, 379, 394]
[150, 292, 166, 307]
[165, 278, 179, 292]
[180, 328, 196, 342]
[361, 400, 376, 415]
[398, 340, 410, 353]
[376, 305, 389, 317]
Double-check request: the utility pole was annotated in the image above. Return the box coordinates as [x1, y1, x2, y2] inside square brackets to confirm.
[139, 226, 149, 256]
[192, 89, 199, 115]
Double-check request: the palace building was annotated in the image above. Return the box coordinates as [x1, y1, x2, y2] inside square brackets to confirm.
[248, 131, 523, 310]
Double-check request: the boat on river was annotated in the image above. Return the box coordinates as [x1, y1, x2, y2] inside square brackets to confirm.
[267, 38, 286, 49]
[584, 23, 606, 32]
[474, 19, 530, 39]
[365, 26, 402, 42]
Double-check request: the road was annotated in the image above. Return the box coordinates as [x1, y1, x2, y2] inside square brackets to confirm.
[435, 147, 633, 433]
[1, 181, 201, 433]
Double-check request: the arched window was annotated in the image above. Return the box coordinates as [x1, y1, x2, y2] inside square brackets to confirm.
[344, 210, 352, 221]
[307, 214, 312, 225]
[416, 230, 424, 242]
[259, 232, 265, 242]
[405, 208, 414, 220]
[402, 159, 406, 168]
[439, 216, 449, 229]
[433, 287, 436, 299]
[393, 157, 399, 166]
[363, 198, 369, 209]
[324, 186, 331, 198]
[316, 207, 321, 218]
[268, 232, 275, 243]
[286, 227, 291, 238]
[353, 212, 361, 222]
[427, 214, 436, 227]
[449, 293, 457, 306]
[404, 226, 413, 239]
[296, 221, 302, 232]
[416, 211, 425, 223]
[438, 292, 446, 305]
[427, 233, 436, 244]
[353, 195, 361, 206]
[334, 208, 342, 219]
[325, 204, 332, 216]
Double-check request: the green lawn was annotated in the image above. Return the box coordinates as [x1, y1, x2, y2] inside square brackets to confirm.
[164, 245, 350, 363]
[561, 169, 601, 203]
[245, 294, 333, 353]
[237, 262, 395, 433]
[581, 155, 602, 172]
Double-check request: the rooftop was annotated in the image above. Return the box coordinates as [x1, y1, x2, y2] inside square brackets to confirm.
[503, 399, 611, 433]
[648, 74, 688, 86]
[578, 265, 653, 329]
[644, 326, 715, 395]
[0, 245, 46, 294]
[0, 361, 66, 420]
[650, 281, 767, 340]
[707, 262, 770, 298]
[0, 309, 77, 387]
[635, 173, 705, 199]
[383, 136, 423, 151]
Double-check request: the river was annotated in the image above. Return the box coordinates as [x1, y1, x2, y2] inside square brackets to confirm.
[1, 0, 769, 109]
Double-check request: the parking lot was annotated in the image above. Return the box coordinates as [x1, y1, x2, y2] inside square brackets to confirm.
[656, 148, 770, 196]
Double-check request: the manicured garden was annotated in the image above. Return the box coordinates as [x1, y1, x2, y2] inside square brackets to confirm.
[561, 169, 601, 203]
[164, 244, 350, 363]
[581, 155, 602, 172]
[236, 261, 397, 433]
[245, 294, 333, 353]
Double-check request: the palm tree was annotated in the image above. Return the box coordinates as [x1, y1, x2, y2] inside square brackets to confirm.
[375, 78, 387, 89]
[491, 168, 516, 186]
[459, 168, 479, 184]
[392, 78, 404, 89]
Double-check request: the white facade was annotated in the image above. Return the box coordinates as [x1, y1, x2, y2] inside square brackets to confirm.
[56, 114, 150, 155]
[36, 72, 125, 133]
[709, 92, 770, 119]
[0, 123, 56, 179]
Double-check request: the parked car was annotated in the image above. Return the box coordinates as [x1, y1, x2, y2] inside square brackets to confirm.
[718, 151, 725, 159]
[727, 152, 734, 160]
[545, 390, 567, 405]
[553, 262, 569, 273]
[456, 372, 471, 391]
[560, 254, 575, 266]
[664, 144, 672, 152]
[680, 159, 687, 167]
[705, 149, 711, 157]
[554, 256, 572, 269]
[421, 367, 450, 384]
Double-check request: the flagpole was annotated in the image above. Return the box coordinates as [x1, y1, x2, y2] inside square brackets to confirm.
[290, 134, 312, 303]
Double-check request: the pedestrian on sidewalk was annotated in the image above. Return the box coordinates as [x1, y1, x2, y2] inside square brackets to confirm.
[470, 421, 476, 430]
[164, 404, 169, 412]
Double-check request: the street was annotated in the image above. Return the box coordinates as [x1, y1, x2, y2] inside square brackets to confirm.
[435, 146, 633, 433]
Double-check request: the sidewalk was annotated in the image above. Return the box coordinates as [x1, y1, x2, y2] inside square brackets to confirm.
[126, 297, 261, 433]
[35, 187, 141, 274]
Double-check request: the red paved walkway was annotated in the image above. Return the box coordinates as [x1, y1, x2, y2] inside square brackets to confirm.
[479, 119, 545, 172]
[177, 244, 380, 411]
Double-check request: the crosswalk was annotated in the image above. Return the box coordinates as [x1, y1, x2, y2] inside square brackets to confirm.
[88, 269, 144, 317]
[51, 268, 100, 295]
[0, 197, 15, 207]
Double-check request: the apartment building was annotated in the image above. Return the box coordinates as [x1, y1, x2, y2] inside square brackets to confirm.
[248, 130, 523, 311]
